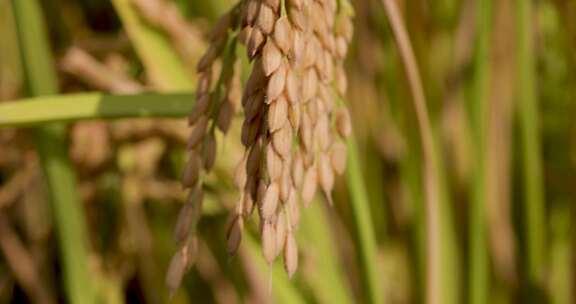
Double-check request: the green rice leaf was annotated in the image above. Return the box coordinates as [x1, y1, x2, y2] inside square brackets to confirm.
[0, 92, 193, 128]
[111, 0, 193, 91]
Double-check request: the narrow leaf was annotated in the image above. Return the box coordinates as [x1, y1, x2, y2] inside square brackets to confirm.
[0, 93, 194, 128]
[111, 0, 193, 91]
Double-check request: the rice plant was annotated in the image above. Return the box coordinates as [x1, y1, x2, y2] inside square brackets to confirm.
[0, 0, 574, 303]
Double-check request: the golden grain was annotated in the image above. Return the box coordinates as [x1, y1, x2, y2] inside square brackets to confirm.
[288, 102, 301, 131]
[166, 247, 187, 293]
[234, 154, 248, 189]
[245, 0, 260, 26]
[273, 17, 292, 54]
[226, 216, 243, 256]
[261, 182, 279, 219]
[299, 111, 313, 151]
[318, 154, 335, 205]
[283, 232, 298, 278]
[216, 99, 234, 133]
[285, 67, 300, 104]
[293, 7, 309, 30]
[181, 150, 201, 188]
[330, 142, 347, 174]
[186, 115, 209, 148]
[275, 213, 287, 257]
[261, 220, 277, 264]
[268, 95, 288, 132]
[279, 159, 293, 202]
[335, 64, 348, 96]
[247, 27, 265, 59]
[266, 63, 287, 101]
[257, 4, 276, 34]
[262, 40, 282, 76]
[287, 0, 302, 10]
[301, 163, 318, 207]
[264, 0, 280, 12]
[202, 133, 217, 171]
[291, 151, 304, 188]
[187, 94, 211, 125]
[196, 71, 212, 99]
[287, 189, 300, 228]
[272, 124, 293, 157]
[246, 142, 262, 176]
[266, 144, 283, 181]
[301, 68, 318, 102]
[242, 192, 256, 216]
[244, 90, 265, 121]
[173, 202, 194, 243]
[335, 107, 352, 138]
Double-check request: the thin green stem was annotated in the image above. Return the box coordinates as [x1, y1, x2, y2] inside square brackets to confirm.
[346, 136, 383, 304]
[380, 0, 460, 303]
[11, 0, 96, 303]
[469, 0, 491, 302]
[280, 0, 287, 17]
[401, 147, 426, 302]
[517, 0, 546, 285]
[549, 204, 572, 304]
[299, 202, 354, 304]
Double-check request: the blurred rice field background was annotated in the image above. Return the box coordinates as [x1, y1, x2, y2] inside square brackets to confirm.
[1, 0, 575, 303]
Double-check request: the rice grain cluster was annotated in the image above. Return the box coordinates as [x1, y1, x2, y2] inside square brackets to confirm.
[167, 0, 354, 292]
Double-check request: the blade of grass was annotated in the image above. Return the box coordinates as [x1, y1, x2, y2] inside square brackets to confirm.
[401, 144, 426, 303]
[468, 0, 491, 303]
[0, 92, 194, 128]
[11, 0, 96, 303]
[380, 0, 460, 303]
[516, 0, 546, 285]
[346, 136, 383, 304]
[485, 0, 517, 287]
[111, 0, 193, 91]
[0, 0, 22, 99]
[363, 142, 388, 243]
[299, 202, 354, 304]
[549, 204, 572, 304]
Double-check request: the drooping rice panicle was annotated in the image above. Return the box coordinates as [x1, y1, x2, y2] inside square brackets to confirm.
[168, 0, 354, 291]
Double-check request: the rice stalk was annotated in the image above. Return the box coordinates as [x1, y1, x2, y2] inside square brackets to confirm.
[299, 201, 354, 304]
[516, 0, 546, 286]
[487, 0, 518, 284]
[468, 0, 491, 302]
[12, 0, 96, 303]
[549, 204, 573, 304]
[379, 0, 460, 303]
[345, 136, 384, 304]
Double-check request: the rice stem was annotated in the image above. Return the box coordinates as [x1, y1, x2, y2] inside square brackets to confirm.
[517, 0, 546, 286]
[12, 0, 96, 303]
[380, 0, 460, 303]
[345, 136, 384, 304]
[469, 0, 492, 302]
